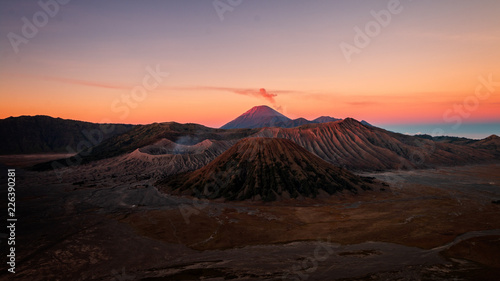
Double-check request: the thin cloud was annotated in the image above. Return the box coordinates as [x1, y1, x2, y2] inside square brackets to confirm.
[345, 101, 378, 106]
[409, 31, 500, 42]
[177, 86, 285, 111]
[42, 76, 130, 90]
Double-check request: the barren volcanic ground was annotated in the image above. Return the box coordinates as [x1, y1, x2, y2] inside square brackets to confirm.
[0, 157, 499, 280]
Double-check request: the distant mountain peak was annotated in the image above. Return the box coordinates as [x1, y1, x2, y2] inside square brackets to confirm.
[340, 117, 360, 126]
[220, 105, 291, 130]
[243, 105, 286, 117]
[312, 116, 341, 123]
[221, 105, 342, 129]
[360, 120, 373, 126]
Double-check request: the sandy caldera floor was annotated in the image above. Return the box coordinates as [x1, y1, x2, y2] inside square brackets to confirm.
[0, 161, 499, 280]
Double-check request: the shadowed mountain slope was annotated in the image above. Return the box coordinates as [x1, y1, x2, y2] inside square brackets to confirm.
[415, 134, 477, 146]
[92, 138, 238, 180]
[0, 115, 133, 155]
[159, 138, 381, 201]
[74, 122, 258, 163]
[31, 122, 258, 171]
[471, 135, 500, 152]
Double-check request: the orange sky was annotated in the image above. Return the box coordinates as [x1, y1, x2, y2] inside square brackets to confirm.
[2, 75, 498, 128]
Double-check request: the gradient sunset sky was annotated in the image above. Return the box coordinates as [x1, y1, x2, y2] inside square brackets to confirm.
[0, 0, 499, 138]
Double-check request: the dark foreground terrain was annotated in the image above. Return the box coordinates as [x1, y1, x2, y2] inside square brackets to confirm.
[0, 156, 499, 280]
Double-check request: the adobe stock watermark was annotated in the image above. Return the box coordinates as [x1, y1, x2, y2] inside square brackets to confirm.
[178, 157, 239, 224]
[178, 138, 277, 224]
[340, 0, 411, 63]
[282, 236, 338, 281]
[110, 65, 169, 120]
[50, 65, 169, 181]
[443, 74, 499, 129]
[382, 74, 498, 189]
[213, 0, 243, 21]
[7, 0, 71, 54]
[110, 267, 135, 281]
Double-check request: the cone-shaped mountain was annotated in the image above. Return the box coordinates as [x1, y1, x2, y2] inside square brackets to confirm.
[159, 137, 382, 201]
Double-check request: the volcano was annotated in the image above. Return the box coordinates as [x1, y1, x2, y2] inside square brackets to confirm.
[158, 137, 381, 201]
[220, 105, 291, 129]
[220, 105, 342, 129]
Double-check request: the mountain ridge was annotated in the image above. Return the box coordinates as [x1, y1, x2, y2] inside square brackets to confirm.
[252, 118, 498, 170]
[0, 115, 134, 155]
[220, 105, 341, 129]
[35, 118, 499, 179]
[4, 112, 496, 174]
